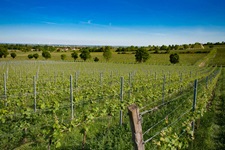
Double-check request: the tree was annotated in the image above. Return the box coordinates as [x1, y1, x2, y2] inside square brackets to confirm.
[0, 47, 9, 58]
[80, 49, 91, 61]
[183, 44, 189, 49]
[135, 47, 150, 63]
[174, 45, 179, 50]
[11, 52, 17, 59]
[166, 49, 170, 54]
[28, 54, 33, 59]
[61, 54, 66, 61]
[103, 48, 112, 61]
[71, 51, 78, 61]
[42, 51, 51, 59]
[94, 57, 99, 62]
[170, 53, 179, 64]
[160, 45, 168, 50]
[33, 53, 39, 59]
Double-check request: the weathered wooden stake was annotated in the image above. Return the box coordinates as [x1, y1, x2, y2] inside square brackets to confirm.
[128, 104, 145, 150]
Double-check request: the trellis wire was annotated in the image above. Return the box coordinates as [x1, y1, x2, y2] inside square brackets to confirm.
[143, 108, 192, 144]
[142, 99, 191, 136]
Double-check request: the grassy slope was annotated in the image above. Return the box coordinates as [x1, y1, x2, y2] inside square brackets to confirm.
[191, 47, 225, 149]
[1, 51, 207, 65]
[210, 48, 225, 66]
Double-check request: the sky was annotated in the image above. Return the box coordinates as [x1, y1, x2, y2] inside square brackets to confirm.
[0, 0, 225, 46]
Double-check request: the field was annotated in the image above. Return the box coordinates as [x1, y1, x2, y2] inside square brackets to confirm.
[209, 48, 225, 66]
[0, 47, 225, 149]
[2, 50, 208, 65]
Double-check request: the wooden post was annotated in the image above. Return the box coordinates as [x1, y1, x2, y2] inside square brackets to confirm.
[128, 104, 145, 150]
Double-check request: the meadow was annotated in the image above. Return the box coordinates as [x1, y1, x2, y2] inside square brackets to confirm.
[2, 50, 208, 65]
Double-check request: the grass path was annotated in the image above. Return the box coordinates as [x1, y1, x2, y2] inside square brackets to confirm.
[213, 68, 225, 149]
[192, 68, 225, 149]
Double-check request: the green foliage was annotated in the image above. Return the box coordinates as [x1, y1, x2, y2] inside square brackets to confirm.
[170, 53, 179, 64]
[60, 54, 67, 61]
[135, 47, 150, 63]
[28, 54, 33, 59]
[0, 59, 221, 149]
[160, 45, 168, 50]
[94, 57, 99, 62]
[33, 53, 39, 59]
[0, 47, 9, 58]
[42, 51, 51, 59]
[192, 68, 225, 149]
[116, 45, 138, 52]
[103, 47, 112, 61]
[183, 44, 189, 50]
[175, 45, 179, 50]
[80, 49, 91, 61]
[71, 51, 78, 61]
[11, 52, 17, 59]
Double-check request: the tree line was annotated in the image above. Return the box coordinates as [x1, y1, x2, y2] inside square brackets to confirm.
[1, 41, 224, 63]
[0, 41, 224, 53]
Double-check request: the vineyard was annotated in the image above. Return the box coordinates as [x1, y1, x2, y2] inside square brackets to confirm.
[0, 58, 222, 149]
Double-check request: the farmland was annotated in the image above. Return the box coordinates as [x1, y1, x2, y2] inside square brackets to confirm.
[0, 46, 225, 149]
[1, 50, 208, 65]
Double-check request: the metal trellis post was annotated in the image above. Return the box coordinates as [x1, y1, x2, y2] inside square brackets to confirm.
[120, 76, 124, 126]
[192, 79, 198, 134]
[70, 75, 74, 120]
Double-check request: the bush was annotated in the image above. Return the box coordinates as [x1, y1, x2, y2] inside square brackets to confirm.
[170, 53, 179, 64]
[33, 53, 39, 59]
[28, 54, 33, 59]
[42, 51, 51, 59]
[61, 54, 67, 60]
[94, 57, 99, 62]
[11, 53, 17, 59]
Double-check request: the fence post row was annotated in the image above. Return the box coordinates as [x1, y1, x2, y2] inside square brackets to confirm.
[128, 104, 145, 150]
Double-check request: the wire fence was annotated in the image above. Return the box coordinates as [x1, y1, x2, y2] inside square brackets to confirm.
[128, 66, 222, 149]
[0, 63, 222, 149]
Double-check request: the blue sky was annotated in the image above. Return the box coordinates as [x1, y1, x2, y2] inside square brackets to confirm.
[0, 0, 225, 46]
